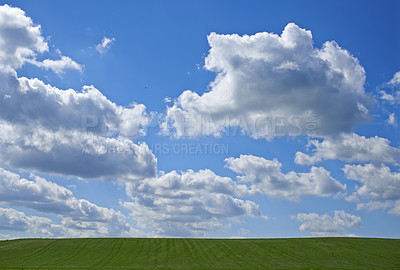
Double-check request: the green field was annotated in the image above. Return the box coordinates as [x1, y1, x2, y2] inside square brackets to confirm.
[0, 237, 399, 269]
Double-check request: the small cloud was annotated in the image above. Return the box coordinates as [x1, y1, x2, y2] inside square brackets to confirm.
[260, 215, 269, 222]
[379, 90, 397, 104]
[163, 97, 172, 103]
[30, 56, 83, 74]
[96, 37, 115, 54]
[386, 113, 397, 127]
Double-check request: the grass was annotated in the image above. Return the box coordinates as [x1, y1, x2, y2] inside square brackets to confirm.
[0, 237, 399, 269]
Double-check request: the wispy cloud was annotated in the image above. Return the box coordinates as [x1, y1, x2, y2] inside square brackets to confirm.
[96, 36, 115, 54]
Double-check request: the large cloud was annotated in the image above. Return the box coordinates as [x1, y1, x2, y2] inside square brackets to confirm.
[162, 23, 370, 139]
[0, 4, 81, 73]
[124, 169, 261, 237]
[343, 163, 400, 216]
[344, 164, 400, 201]
[0, 67, 150, 139]
[225, 155, 345, 201]
[0, 4, 48, 68]
[0, 167, 141, 237]
[295, 133, 400, 165]
[0, 4, 157, 181]
[295, 210, 361, 236]
[0, 120, 156, 179]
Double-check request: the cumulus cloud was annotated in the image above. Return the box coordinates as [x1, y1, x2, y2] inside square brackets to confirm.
[0, 167, 124, 221]
[0, 68, 150, 138]
[295, 133, 400, 165]
[0, 208, 66, 236]
[0, 207, 143, 238]
[225, 155, 345, 201]
[124, 169, 261, 237]
[344, 163, 400, 216]
[0, 4, 82, 74]
[0, 68, 156, 180]
[30, 55, 83, 74]
[344, 163, 400, 201]
[162, 23, 370, 139]
[0, 122, 157, 179]
[0, 5, 156, 181]
[96, 37, 115, 54]
[0, 168, 141, 237]
[295, 210, 361, 236]
[345, 164, 400, 201]
[355, 201, 393, 212]
[0, 4, 48, 68]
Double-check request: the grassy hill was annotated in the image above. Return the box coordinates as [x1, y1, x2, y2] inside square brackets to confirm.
[0, 237, 399, 269]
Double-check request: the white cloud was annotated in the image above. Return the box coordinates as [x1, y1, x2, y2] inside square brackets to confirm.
[0, 207, 145, 238]
[0, 167, 141, 237]
[30, 56, 83, 74]
[0, 120, 157, 180]
[356, 201, 393, 212]
[295, 133, 400, 165]
[386, 113, 397, 127]
[0, 207, 65, 237]
[124, 169, 261, 237]
[343, 163, 400, 216]
[0, 68, 151, 139]
[344, 163, 400, 201]
[162, 23, 370, 139]
[225, 155, 345, 201]
[295, 210, 361, 236]
[96, 37, 115, 54]
[0, 6, 156, 181]
[379, 90, 399, 104]
[379, 71, 400, 104]
[389, 71, 400, 85]
[0, 167, 122, 221]
[388, 201, 400, 215]
[0, 4, 48, 69]
[0, 4, 82, 74]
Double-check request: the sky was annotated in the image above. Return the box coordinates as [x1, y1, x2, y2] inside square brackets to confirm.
[0, 0, 399, 239]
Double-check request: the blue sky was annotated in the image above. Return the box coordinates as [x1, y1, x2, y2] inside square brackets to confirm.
[0, 0, 399, 238]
